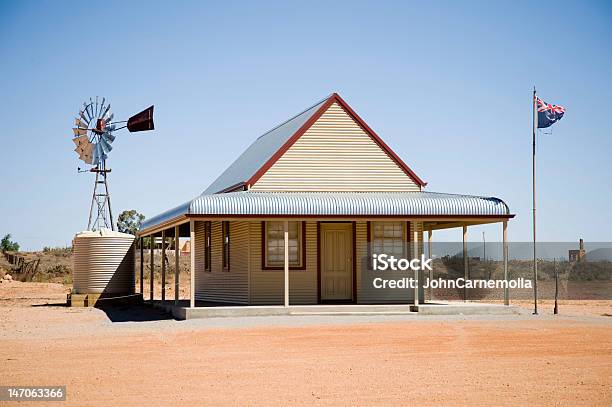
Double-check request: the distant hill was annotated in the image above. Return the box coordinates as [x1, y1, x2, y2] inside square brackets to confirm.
[463, 243, 572, 261]
[586, 248, 612, 261]
[431, 242, 612, 261]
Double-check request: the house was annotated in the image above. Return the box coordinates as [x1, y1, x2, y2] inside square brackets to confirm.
[138, 93, 513, 308]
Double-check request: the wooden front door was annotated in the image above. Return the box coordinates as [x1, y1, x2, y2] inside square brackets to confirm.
[320, 223, 353, 301]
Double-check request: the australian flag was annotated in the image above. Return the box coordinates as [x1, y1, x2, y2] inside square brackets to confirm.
[536, 97, 565, 128]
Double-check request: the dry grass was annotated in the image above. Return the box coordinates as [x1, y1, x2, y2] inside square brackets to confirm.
[1, 248, 189, 280]
[1, 248, 72, 284]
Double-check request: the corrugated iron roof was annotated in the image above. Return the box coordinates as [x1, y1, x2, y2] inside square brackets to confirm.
[141, 201, 190, 231]
[202, 93, 427, 193]
[140, 191, 510, 232]
[202, 96, 329, 194]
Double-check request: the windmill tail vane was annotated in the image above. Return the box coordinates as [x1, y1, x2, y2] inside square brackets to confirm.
[71, 97, 154, 231]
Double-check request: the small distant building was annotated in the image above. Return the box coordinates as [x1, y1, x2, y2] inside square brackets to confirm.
[180, 240, 190, 256]
[569, 239, 586, 262]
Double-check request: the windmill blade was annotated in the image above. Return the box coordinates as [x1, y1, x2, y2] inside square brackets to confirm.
[89, 98, 95, 118]
[81, 142, 93, 163]
[74, 143, 91, 162]
[104, 123, 116, 132]
[74, 145, 86, 158]
[92, 143, 101, 166]
[83, 102, 91, 122]
[78, 144, 92, 164]
[79, 110, 90, 124]
[83, 103, 92, 121]
[77, 149, 93, 163]
[72, 135, 89, 148]
[95, 96, 99, 118]
[93, 142, 107, 165]
[75, 118, 88, 129]
[86, 102, 94, 120]
[73, 138, 91, 153]
[97, 100, 105, 120]
[105, 112, 114, 123]
[72, 127, 88, 136]
[101, 104, 111, 120]
[99, 137, 113, 154]
[78, 150, 93, 164]
[101, 132, 115, 143]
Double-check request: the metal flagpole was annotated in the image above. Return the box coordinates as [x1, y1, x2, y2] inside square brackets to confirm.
[532, 86, 539, 315]
[553, 258, 559, 315]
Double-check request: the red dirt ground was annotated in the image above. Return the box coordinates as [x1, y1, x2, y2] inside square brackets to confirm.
[1, 282, 611, 406]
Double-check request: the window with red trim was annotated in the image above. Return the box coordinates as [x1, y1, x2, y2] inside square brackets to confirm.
[370, 221, 407, 258]
[263, 221, 305, 269]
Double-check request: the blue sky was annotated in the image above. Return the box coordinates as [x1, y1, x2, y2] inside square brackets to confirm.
[1, 1, 610, 250]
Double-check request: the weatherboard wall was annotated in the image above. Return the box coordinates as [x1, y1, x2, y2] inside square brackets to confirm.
[192, 219, 424, 305]
[356, 221, 424, 304]
[194, 220, 249, 304]
[250, 102, 421, 192]
[249, 221, 318, 305]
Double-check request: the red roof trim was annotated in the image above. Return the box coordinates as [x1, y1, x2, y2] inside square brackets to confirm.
[246, 93, 427, 188]
[245, 95, 336, 188]
[186, 214, 515, 219]
[217, 182, 246, 193]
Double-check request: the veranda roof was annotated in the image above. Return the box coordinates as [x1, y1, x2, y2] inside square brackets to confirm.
[140, 191, 511, 234]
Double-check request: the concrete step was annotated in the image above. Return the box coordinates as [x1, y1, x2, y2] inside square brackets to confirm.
[168, 303, 522, 319]
[414, 304, 522, 315]
[289, 311, 415, 316]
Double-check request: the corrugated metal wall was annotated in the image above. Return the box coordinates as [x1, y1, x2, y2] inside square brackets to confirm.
[194, 220, 249, 304]
[249, 221, 318, 305]
[251, 103, 420, 192]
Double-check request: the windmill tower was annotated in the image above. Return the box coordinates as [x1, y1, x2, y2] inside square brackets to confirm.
[72, 98, 154, 231]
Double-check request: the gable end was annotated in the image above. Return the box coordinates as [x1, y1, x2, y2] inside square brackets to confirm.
[248, 93, 426, 191]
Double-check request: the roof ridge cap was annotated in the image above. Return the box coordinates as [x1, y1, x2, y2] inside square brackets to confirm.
[241, 191, 423, 194]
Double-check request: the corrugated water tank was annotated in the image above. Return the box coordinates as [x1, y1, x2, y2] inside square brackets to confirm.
[72, 229, 135, 295]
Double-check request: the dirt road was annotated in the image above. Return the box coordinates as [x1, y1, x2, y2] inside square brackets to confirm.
[1, 282, 610, 406]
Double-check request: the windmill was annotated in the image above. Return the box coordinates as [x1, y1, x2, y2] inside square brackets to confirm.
[72, 97, 154, 231]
